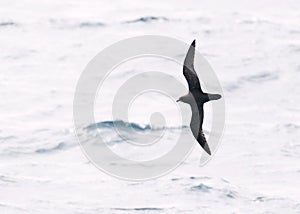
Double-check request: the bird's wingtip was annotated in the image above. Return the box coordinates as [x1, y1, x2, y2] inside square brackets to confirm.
[203, 143, 211, 155]
[191, 39, 196, 47]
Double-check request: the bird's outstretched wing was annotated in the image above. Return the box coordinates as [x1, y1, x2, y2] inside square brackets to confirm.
[196, 130, 211, 155]
[183, 40, 203, 93]
[190, 102, 211, 155]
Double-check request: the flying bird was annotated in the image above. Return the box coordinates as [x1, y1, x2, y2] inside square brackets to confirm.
[177, 40, 221, 155]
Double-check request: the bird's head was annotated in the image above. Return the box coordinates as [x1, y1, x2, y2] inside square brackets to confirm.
[176, 95, 189, 103]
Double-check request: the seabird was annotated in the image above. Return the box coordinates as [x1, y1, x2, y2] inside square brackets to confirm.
[177, 40, 221, 155]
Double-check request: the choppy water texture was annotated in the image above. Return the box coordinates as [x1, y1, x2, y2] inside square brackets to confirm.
[0, 0, 300, 213]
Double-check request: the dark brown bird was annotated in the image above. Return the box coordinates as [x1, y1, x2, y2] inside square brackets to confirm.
[177, 40, 221, 155]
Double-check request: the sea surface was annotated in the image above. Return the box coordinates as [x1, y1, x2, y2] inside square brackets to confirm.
[0, 0, 300, 213]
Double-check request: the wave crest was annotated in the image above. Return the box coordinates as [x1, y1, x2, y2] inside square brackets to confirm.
[85, 120, 186, 132]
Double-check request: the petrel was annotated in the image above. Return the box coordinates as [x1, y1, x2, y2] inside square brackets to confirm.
[177, 40, 221, 155]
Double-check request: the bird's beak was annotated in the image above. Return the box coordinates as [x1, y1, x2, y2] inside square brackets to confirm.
[176, 99, 180, 102]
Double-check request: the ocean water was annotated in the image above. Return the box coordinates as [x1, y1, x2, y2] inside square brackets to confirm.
[0, 0, 300, 213]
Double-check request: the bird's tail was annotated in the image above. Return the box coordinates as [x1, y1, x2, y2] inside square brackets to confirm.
[208, 93, 222, 101]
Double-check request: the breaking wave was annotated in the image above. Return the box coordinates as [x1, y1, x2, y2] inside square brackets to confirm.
[84, 120, 186, 132]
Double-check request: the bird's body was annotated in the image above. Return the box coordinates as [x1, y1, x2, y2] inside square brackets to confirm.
[177, 40, 221, 155]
